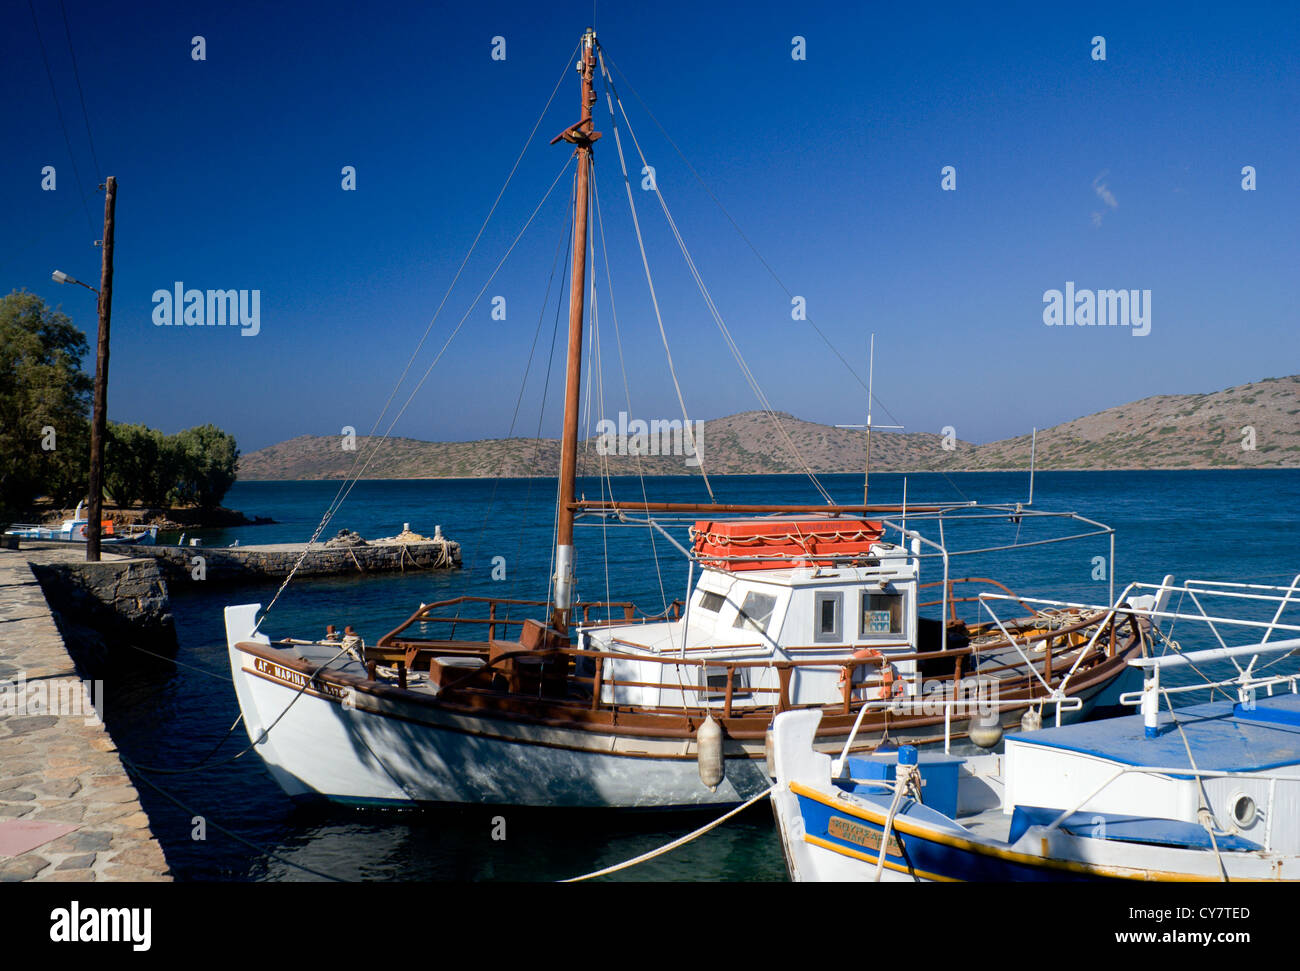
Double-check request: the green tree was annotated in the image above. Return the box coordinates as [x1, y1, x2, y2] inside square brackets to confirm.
[105, 422, 157, 508]
[140, 431, 185, 508]
[0, 291, 92, 520]
[174, 424, 239, 510]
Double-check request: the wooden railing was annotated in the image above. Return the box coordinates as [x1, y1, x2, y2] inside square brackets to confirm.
[918, 577, 1041, 623]
[396, 606, 1130, 719]
[379, 596, 684, 646]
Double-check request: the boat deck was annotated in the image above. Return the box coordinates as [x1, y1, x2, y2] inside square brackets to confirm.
[1012, 693, 1300, 773]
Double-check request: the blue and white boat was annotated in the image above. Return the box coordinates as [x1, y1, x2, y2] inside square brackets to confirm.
[770, 576, 1300, 881]
[4, 501, 159, 546]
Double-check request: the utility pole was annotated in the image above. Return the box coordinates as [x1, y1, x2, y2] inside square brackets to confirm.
[85, 176, 115, 562]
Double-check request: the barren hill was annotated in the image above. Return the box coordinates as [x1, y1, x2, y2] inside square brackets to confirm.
[955, 375, 1300, 470]
[237, 375, 1300, 479]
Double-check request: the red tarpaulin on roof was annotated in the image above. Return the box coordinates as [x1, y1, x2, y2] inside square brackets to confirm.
[691, 519, 885, 572]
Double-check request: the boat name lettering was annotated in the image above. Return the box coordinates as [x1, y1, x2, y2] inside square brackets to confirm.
[827, 815, 902, 855]
[253, 658, 348, 701]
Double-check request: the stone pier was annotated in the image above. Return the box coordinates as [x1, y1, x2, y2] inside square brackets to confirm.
[0, 547, 170, 881]
[125, 536, 461, 585]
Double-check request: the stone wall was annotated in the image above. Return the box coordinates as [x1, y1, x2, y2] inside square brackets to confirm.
[126, 539, 461, 585]
[28, 557, 177, 672]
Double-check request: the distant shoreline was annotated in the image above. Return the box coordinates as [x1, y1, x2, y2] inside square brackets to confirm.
[236, 376, 1300, 481]
[235, 466, 1300, 483]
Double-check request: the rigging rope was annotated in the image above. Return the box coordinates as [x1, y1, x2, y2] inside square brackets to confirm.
[474, 196, 572, 603]
[601, 50, 973, 505]
[595, 53, 716, 503]
[537, 170, 578, 619]
[255, 44, 579, 628]
[591, 173, 670, 613]
[600, 51, 834, 505]
[255, 154, 575, 629]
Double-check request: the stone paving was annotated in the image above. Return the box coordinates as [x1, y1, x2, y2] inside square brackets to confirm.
[0, 548, 170, 881]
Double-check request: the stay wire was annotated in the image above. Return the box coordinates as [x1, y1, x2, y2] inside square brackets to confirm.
[27, 0, 95, 235]
[57, 0, 101, 178]
[603, 50, 972, 505]
[255, 43, 579, 627]
[255, 154, 574, 629]
[594, 48, 716, 502]
[590, 169, 669, 612]
[601, 51, 831, 504]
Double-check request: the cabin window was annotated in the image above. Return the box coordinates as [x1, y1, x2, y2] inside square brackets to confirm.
[698, 591, 725, 613]
[733, 591, 777, 633]
[814, 592, 843, 642]
[699, 665, 750, 702]
[860, 591, 904, 636]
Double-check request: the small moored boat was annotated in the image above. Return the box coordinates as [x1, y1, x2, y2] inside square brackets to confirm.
[4, 501, 159, 546]
[770, 575, 1300, 881]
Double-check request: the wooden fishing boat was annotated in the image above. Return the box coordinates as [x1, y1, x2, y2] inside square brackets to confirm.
[770, 577, 1300, 881]
[223, 27, 1147, 809]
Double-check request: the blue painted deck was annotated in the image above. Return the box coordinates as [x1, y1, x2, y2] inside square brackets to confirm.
[1010, 691, 1300, 775]
[1007, 806, 1262, 851]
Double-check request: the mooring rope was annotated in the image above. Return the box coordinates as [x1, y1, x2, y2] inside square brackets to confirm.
[126, 642, 352, 775]
[559, 784, 774, 882]
[121, 762, 349, 882]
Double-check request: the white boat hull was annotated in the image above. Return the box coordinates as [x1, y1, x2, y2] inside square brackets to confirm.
[225, 605, 1129, 810]
[226, 605, 772, 808]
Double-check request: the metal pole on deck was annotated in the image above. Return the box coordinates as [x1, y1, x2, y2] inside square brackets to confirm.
[1028, 427, 1036, 506]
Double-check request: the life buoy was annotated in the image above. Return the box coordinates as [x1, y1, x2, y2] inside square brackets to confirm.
[840, 648, 903, 701]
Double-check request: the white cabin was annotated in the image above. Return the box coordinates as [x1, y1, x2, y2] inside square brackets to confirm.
[580, 537, 923, 710]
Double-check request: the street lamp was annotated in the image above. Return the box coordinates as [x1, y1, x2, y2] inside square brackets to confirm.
[49, 177, 115, 563]
[52, 269, 99, 295]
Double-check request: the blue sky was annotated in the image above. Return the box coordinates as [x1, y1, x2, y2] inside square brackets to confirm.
[4, 0, 1297, 453]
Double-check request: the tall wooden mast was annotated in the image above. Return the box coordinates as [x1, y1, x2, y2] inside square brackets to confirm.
[552, 28, 600, 632]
